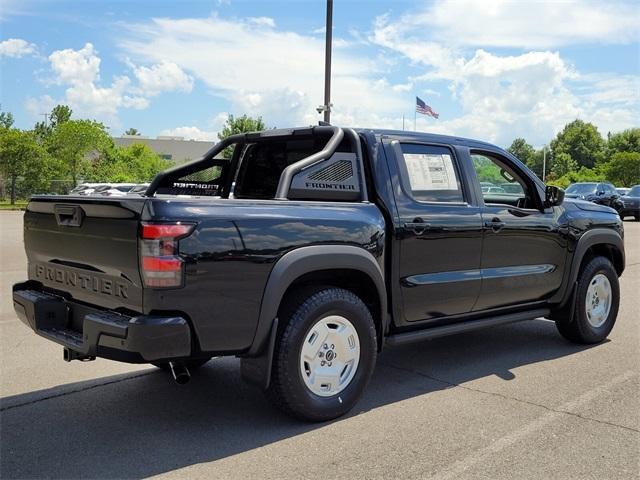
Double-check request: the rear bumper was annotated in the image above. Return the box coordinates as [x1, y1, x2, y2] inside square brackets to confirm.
[12, 281, 191, 363]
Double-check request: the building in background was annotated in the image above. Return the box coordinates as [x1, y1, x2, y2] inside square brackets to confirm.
[113, 135, 216, 163]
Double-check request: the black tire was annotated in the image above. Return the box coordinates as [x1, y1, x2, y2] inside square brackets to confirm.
[635, 215, 640, 222]
[152, 358, 211, 371]
[555, 256, 619, 344]
[266, 287, 377, 422]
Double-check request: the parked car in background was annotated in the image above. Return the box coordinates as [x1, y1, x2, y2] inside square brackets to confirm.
[68, 183, 103, 196]
[618, 185, 640, 221]
[127, 184, 150, 196]
[481, 185, 506, 194]
[93, 184, 137, 197]
[616, 187, 630, 196]
[499, 183, 524, 195]
[565, 182, 623, 213]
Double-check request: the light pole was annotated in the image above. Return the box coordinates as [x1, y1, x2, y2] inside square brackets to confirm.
[316, 0, 333, 123]
[542, 145, 547, 182]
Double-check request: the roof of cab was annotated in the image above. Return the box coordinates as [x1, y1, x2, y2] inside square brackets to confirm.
[356, 128, 500, 150]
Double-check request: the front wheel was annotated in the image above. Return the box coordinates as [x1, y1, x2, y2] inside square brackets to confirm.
[267, 287, 377, 422]
[555, 256, 619, 344]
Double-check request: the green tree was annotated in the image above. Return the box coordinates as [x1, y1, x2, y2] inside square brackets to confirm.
[551, 152, 577, 178]
[605, 128, 640, 159]
[601, 152, 640, 187]
[34, 104, 73, 140]
[550, 120, 605, 169]
[47, 120, 112, 184]
[50, 105, 72, 128]
[548, 167, 605, 189]
[0, 129, 50, 204]
[124, 128, 140, 136]
[217, 114, 266, 158]
[0, 109, 14, 130]
[90, 143, 169, 182]
[507, 138, 536, 164]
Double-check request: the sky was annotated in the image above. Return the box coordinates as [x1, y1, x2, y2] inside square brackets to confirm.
[1, 0, 639, 148]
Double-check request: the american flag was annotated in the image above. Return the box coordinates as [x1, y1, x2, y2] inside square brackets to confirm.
[416, 96, 439, 119]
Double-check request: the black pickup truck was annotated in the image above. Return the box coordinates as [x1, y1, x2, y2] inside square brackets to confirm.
[13, 126, 625, 421]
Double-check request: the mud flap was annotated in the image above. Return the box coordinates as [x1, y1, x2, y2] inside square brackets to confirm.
[240, 318, 278, 390]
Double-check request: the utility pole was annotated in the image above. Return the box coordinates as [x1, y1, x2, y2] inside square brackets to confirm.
[317, 0, 333, 123]
[542, 145, 547, 182]
[41, 113, 49, 127]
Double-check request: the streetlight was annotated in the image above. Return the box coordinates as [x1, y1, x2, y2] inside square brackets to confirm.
[316, 0, 333, 124]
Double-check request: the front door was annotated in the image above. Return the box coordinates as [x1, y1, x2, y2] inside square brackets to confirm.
[470, 151, 567, 311]
[386, 141, 483, 323]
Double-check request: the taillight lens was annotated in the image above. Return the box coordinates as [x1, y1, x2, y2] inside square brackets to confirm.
[140, 222, 195, 288]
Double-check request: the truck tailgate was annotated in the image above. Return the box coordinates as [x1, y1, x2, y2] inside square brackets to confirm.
[24, 196, 147, 312]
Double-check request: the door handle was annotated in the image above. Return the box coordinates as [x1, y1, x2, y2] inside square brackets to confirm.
[404, 218, 430, 235]
[484, 218, 506, 232]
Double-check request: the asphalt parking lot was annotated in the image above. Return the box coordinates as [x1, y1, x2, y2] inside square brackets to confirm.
[1, 210, 638, 479]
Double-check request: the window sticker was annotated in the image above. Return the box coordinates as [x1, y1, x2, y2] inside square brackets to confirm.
[403, 154, 458, 190]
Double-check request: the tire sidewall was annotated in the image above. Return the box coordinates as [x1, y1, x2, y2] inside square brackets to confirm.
[280, 289, 376, 421]
[574, 257, 619, 342]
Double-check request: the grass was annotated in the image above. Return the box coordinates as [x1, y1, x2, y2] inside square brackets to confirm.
[0, 201, 28, 211]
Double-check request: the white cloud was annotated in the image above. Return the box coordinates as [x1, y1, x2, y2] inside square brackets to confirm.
[132, 61, 194, 96]
[158, 112, 233, 142]
[407, 50, 584, 145]
[576, 74, 640, 107]
[377, 0, 640, 49]
[369, 6, 640, 146]
[42, 44, 148, 124]
[0, 38, 36, 58]
[29, 43, 196, 125]
[159, 126, 218, 141]
[248, 16, 276, 28]
[118, 14, 409, 128]
[25, 94, 57, 118]
[49, 43, 101, 85]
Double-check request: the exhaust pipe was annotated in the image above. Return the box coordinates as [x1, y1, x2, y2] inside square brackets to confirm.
[63, 348, 95, 362]
[169, 362, 191, 385]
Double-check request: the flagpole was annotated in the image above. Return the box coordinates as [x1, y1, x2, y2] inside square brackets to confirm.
[414, 109, 416, 131]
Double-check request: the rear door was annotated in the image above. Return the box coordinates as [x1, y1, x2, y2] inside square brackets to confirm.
[24, 196, 147, 312]
[384, 139, 483, 324]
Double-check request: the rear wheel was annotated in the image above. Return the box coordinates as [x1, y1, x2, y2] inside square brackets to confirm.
[267, 287, 377, 422]
[555, 256, 619, 344]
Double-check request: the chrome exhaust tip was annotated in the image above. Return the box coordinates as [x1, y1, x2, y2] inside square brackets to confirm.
[169, 361, 191, 385]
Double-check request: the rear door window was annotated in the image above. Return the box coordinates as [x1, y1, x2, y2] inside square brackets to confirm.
[397, 144, 464, 203]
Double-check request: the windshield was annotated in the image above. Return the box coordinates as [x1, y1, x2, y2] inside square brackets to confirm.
[629, 186, 640, 197]
[566, 183, 597, 194]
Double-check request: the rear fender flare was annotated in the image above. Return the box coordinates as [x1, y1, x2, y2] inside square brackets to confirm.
[240, 245, 386, 389]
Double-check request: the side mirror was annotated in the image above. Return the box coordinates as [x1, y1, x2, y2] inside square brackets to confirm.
[544, 185, 565, 208]
[597, 190, 605, 196]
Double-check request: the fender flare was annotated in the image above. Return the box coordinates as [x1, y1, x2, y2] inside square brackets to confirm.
[551, 228, 625, 307]
[240, 245, 387, 389]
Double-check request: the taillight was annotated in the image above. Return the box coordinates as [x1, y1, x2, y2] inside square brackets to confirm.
[140, 222, 195, 288]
